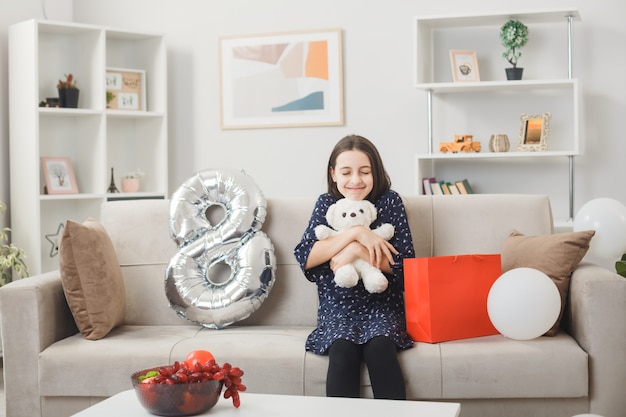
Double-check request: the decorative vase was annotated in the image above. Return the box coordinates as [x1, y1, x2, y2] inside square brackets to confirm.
[121, 178, 140, 193]
[489, 134, 510, 152]
[58, 88, 79, 108]
[505, 68, 524, 81]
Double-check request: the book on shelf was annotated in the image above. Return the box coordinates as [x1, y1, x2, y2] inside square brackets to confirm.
[421, 177, 474, 195]
[455, 179, 474, 194]
[422, 177, 436, 195]
[430, 181, 443, 195]
[448, 182, 461, 195]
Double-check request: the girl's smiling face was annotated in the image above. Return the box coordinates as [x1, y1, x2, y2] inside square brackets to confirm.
[330, 150, 374, 201]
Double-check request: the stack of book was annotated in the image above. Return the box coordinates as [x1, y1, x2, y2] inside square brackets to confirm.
[422, 177, 474, 195]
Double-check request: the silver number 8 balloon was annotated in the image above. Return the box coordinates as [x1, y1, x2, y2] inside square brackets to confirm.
[165, 169, 276, 329]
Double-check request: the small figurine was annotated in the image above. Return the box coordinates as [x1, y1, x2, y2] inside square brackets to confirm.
[107, 167, 120, 193]
[439, 135, 481, 153]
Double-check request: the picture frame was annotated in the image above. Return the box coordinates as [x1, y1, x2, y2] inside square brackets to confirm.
[41, 157, 78, 194]
[105, 68, 146, 111]
[517, 112, 551, 151]
[219, 28, 344, 129]
[450, 50, 480, 82]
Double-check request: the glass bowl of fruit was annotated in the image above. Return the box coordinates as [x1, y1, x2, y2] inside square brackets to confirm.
[131, 350, 246, 416]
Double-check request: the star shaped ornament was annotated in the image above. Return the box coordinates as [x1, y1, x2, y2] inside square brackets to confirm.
[45, 223, 65, 257]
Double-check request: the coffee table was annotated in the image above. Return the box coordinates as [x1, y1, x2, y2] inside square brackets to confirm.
[71, 390, 460, 417]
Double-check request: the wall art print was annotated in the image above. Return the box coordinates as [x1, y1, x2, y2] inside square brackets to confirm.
[450, 50, 480, 82]
[41, 156, 78, 194]
[105, 68, 146, 111]
[219, 28, 344, 129]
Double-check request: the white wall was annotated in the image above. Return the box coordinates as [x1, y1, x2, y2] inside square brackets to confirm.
[68, 0, 626, 207]
[70, 0, 426, 199]
[2, 0, 626, 264]
[0, 0, 72, 229]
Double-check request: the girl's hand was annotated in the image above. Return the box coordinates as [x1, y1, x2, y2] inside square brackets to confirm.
[304, 223, 398, 271]
[329, 241, 365, 273]
[352, 225, 398, 269]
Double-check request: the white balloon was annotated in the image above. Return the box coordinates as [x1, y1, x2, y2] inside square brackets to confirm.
[573, 198, 626, 259]
[487, 268, 561, 340]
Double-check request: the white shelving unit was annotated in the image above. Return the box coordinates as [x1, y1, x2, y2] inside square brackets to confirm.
[413, 8, 580, 227]
[9, 19, 167, 274]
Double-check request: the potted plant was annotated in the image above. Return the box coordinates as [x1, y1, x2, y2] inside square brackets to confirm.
[57, 73, 80, 108]
[500, 19, 529, 80]
[121, 169, 145, 193]
[0, 201, 29, 286]
[106, 91, 116, 108]
[616, 254, 626, 278]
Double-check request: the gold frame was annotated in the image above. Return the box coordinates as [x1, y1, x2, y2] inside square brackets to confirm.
[517, 113, 551, 151]
[450, 50, 480, 82]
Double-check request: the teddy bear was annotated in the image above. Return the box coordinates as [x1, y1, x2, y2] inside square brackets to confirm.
[315, 198, 394, 293]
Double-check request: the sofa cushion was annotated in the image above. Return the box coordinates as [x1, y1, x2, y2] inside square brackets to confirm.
[59, 218, 126, 340]
[500, 229, 595, 335]
[102, 199, 320, 328]
[171, 326, 312, 396]
[439, 333, 588, 398]
[37, 326, 588, 401]
[39, 325, 200, 396]
[304, 340, 443, 398]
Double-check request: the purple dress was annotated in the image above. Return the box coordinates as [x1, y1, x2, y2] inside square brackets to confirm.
[294, 190, 415, 354]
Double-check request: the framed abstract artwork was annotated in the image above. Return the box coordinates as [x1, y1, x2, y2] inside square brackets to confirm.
[219, 29, 344, 129]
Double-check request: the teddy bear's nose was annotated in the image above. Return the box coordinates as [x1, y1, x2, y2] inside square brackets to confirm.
[350, 212, 356, 217]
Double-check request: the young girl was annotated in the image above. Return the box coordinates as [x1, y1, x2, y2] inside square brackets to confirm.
[294, 134, 415, 400]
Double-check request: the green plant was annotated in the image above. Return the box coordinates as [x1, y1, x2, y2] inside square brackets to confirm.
[500, 19, 529, 68]
[125, 168, 145, 179]
[106, 91, 116, 105]
[0, 201, 29, 286]
[616, 254, 626, 278]
[57, 73, 78, 89]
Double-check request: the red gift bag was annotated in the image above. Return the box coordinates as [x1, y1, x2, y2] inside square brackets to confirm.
[404, 254, 502, 343]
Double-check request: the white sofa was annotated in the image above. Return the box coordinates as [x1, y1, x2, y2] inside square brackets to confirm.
[2, 194, 625, 417]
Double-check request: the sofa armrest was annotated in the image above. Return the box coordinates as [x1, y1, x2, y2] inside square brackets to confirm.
[564, 262, 626, 417]
[0, 271, 78, 417]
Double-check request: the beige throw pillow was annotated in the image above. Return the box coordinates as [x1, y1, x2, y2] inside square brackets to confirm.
[59, 218, 126, 340]
[501, 229, 595, 336]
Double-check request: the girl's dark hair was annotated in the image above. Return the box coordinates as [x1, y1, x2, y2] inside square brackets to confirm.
[326, 134, 391, 203]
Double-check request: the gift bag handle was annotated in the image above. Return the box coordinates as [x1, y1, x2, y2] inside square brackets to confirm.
[452, 255, 488, 263]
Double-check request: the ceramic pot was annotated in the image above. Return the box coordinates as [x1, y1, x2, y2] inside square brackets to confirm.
[121, 178, 140, 193]
[505, 68, 524, 81]
[489, 134, 510, 152]
[58, 88, 79, 108]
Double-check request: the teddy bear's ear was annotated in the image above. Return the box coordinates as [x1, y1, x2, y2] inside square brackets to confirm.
[326, 203, 336, 225]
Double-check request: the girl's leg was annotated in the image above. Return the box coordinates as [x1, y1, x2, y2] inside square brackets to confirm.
[363, 335, 406, 400]
[326, 338, 362, 398]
